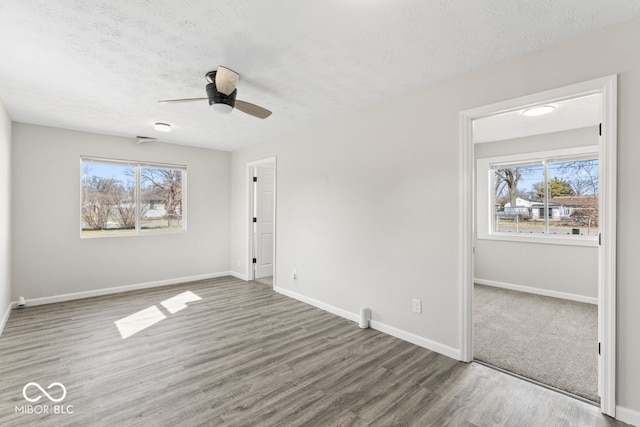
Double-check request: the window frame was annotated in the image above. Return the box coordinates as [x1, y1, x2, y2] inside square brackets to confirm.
[80, 156, 187, 238]
[476, 146, 598, 247]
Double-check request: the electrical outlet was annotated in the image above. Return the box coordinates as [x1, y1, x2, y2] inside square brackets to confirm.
[292, 269, 297, 280]
[412, 298, 422, 314]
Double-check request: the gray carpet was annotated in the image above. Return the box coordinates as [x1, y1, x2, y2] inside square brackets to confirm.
[474, 284, 599, 403]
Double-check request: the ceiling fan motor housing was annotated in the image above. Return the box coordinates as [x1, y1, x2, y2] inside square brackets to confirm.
[205, 74, 237, 110]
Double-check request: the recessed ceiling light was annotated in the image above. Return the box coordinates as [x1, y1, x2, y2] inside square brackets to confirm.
[522, 105, 556, 117]
[154, 122, 171, 132]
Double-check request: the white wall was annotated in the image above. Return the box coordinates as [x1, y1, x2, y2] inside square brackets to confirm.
[474, 126, 599, 158]
[474, 127, 599, 300]
[0, 99, 11, 333]
[12, 123, 230, 301]
[230, 18, 640, 416]
[474, 240, 597, 300]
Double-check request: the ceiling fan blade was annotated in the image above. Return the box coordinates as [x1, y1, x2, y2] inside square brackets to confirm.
[235, 100, 272, 119]
[216, 66, 239, 96]
[158, 98, 208, 104]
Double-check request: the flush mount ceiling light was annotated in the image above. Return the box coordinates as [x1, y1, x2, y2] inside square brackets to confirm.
[154, 122, 171, 132]
[522, 105, 556, 117]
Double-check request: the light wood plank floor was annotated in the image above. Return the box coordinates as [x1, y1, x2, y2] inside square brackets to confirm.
[0, 277, 629, 426]
[255, 276, 273, 287]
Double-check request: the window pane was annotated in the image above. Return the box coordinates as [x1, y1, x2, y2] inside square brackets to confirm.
[493, 164, 545, 234]
[140, 167, 184, 232]
[81, 161, 136, 236]
[547, 159, 599, 237]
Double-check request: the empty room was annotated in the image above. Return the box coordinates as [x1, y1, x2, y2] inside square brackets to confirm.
[1, 2, 639, 426]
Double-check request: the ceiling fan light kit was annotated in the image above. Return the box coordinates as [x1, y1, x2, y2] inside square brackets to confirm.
[158, 66, 272, 119]
[210, 102, 234, 114]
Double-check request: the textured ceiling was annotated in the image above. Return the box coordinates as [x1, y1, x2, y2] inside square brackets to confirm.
[0, 1, 639, 151]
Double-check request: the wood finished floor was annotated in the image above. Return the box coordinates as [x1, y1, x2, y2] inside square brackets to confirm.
[0, 277, 629, 427]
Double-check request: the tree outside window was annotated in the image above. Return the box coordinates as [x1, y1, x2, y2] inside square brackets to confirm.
[492, 157, 598, 236]
[81, 158, 186, 237]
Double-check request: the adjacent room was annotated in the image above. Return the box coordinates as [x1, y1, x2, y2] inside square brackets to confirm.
[472, 96, 601, 403]
[1, 2, 640, 426]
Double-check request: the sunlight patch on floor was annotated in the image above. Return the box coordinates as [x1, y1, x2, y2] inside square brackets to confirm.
[114, 291, 203, 339]
[160, 291, 202, 314]
[115, 305, 167, 339]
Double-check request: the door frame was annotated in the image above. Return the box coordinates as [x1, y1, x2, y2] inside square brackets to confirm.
[459, 75, 617, 415]
[246, 157, 277, 283]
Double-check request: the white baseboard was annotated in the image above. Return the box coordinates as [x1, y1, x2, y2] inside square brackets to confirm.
[16, 271, 233, 307]
[369, 319, 461, 360]
[273, 286, 461, 361]
[474, 278, 598, 305]
[0, 302, 11, 336]
[230, 271, 249, 281]
[274, 286, 360, 323]
[616, 406, 640, 426]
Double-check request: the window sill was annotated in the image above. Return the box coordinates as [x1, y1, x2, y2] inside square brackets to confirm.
[477, 232, 598, 247]
[80, 229, 186, 239]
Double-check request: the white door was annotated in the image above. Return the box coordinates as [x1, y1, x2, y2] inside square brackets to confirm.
[254, 166, 274, 279]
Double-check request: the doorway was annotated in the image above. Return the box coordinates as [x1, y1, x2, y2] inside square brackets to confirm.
[459, 76, 617, 416]
[247, 157, 276, 286]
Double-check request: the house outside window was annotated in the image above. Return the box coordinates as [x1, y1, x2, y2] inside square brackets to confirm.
[477, 146, 599, 246]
